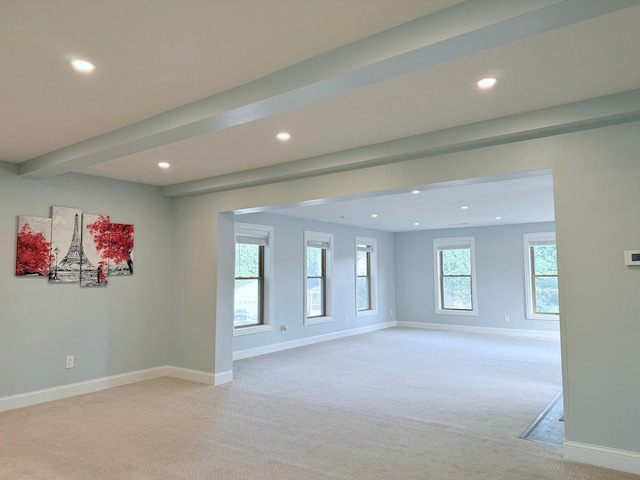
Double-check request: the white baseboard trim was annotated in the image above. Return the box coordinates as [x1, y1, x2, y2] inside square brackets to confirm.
[0, 365, 217, 413]
[233, 321, 396, 360]
[395, 321, 560, 340]
[165, 366, 216, 385]
[564, 441, 640, 475]
[214, 370, 233, 385]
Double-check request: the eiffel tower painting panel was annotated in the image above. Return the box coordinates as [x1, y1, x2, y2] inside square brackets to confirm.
[50, 206, 83, 283]
[81, 213, 109, 287]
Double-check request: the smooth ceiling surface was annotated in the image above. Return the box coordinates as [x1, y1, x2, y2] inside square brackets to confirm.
[263, 174, 555, 233]
[0, 0, 459, 163]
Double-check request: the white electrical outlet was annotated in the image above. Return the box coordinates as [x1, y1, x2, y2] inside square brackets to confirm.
[504, 315, 510, 322]
[66, 355, 74, 369]
[345, 315, 349, 323]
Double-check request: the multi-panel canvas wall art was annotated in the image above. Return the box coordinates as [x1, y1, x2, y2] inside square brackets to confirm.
[15, 206, 134, 288]
[81, 214, 110, 287]
[16, 216, 52, 277]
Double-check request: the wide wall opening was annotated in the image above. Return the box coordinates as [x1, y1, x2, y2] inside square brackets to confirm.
[224, 170, 563, 445]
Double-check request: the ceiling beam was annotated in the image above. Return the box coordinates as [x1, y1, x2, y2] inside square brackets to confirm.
[161, 89, 640, 198]
[19, 0, 639, 179]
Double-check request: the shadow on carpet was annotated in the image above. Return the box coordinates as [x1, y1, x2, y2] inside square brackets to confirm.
[520, 391, 564, 446]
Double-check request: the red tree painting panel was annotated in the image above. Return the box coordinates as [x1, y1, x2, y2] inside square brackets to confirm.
[16, 216, 53, 277]
[108, 223, 134, 275]
[86, 220, 134, 276]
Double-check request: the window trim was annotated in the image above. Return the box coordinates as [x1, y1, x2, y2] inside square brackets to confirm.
[355, 236, 378, 317]
[233, 223, 274, 336]
[433, 236, 478, 317]
[304, 231, 334, 325]
[523, 232, 559, 321]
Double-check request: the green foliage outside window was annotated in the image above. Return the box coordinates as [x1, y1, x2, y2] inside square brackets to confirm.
[532, 245, 559, 314]
[307, 246, 323, 277]
[235, 243, 262, 327]
[235, 243, 260, 278]
[440, 248, 472, 310]
[306, 246, 326, 318]
[356, 249, 370, 311]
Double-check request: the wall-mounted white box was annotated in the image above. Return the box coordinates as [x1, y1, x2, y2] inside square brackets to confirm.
[623, 250, 640, 266]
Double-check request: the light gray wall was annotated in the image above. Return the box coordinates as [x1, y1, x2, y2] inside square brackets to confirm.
[553, 124, 640, 451]
[394, 222, 558, 331]
[170, 120, 640, 456]
[0, 163, 173, 397]
[232, 212, 395, 353]
[3, 117, 637, 459]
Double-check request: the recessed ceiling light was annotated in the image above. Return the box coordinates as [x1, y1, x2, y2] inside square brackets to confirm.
[158, 162, 170, 169]
[476, 77, 498, 89]
[371, 214, 378, 218]
[461, 205, 469, 210]
[71, 59, 95, 73]
[276, 132, 291, 141]
[414, 222, 420, 226]
[495, 216, 502, 220]
[411, 190, 420, 194]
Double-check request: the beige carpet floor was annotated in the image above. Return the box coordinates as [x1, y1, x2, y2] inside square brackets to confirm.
[1, 327, 638, 479]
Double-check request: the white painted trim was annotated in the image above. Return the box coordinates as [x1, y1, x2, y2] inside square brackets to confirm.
[0, 365, 217, 413]
[214, 370, 233, 385]
[395, 321, 560, 340]
[564, 441, 640, 476]
[165, 366, 216, 385]
[234, 222, 275, 335]
[355, 236, 378, 316]
[234, 324, 273, 336]
[233, 321, 396, 360]
[304, 315, 334, 326]
[523, 232, 559, 321]
[0, 366, 166, 413]
[433, 236, 478, 317]
[304, 230, 334, 325]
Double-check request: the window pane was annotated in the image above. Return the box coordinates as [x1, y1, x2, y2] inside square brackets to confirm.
[534, 277, 559, 314]
[441, 248, 471, 275]
[442, 277, 472, 310]
[357, 277, 370, 311]
[235, 243, 260, 277]
[356, 250, 368, 276]
[533, 245, 557, 275]
[307, 247, 323, 277]
[234, 279, 260, 327]
[306, 277, 324, 317]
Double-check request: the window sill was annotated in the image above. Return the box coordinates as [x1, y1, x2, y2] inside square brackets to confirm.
[304, 316, 333, 326]
[356, 309, 378, 318]
[435, 308, 478, 317]
[526, 313, 559, 321]
[233, 324, 273, 336]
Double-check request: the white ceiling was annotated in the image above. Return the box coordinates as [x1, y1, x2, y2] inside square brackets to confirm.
[266, 173, 555, 233]
[2, 1, 640, 231]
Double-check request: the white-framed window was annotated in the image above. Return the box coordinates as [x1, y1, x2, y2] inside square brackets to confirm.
[523, 232, 559, 320]
[304, 231, 333, 325]
[234, 223, 274, 335]
[433, 236, 478, 316]
[355, 237, 378, 317]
